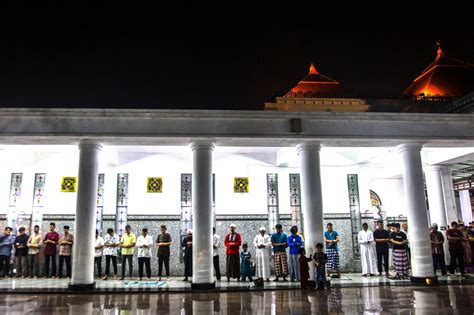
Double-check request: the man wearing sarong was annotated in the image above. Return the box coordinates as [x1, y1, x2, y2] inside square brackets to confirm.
[253, 227, 271, 281]
[271, 224, 288, 281]
[324, 223, 341, 278]
[390, 223, 409, 279]
[224, 224, 242, 281]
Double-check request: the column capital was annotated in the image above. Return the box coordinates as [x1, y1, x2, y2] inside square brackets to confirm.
[296, 142, 321, 153]
[425, 165, 444, 172]
[78, 140, 103, 151]
[190, 141, 215, 151]
[396, 143, 423, 154]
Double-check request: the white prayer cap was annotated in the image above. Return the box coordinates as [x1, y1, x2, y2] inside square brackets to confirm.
[259, 227, 266, 232]
[230, 224, 237, 228]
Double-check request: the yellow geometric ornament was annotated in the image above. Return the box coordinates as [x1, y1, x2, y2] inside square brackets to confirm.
[147, 177, 163, 193]
[61, 177, 77, 192]
[234, 177, 249, 193]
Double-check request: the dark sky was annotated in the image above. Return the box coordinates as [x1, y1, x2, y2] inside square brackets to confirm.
[0, 6, 473, 110]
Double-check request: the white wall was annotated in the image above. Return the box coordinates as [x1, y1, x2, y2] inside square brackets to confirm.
[1, 148, 409, 218]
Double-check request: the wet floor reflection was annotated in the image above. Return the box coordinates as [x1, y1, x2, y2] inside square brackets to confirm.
[1, 285, 473, 314]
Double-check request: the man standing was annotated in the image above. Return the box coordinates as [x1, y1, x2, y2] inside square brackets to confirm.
[14, 227, 29, 277]
[94, 229, 104, 279]
[212, 227, 221, 281]
[119, 224, 136, 280]
[182, 229, 193, 281]
[0, 227, 15, 277]
[446, 221, 465, 276]
[137, 228, 153, 281]
[156, 225, 172, 281]
[27, 225, 42, 278]
[43, 222, 59, 278]
[224, 224, 242, 282]
[57, 225, 73, 278]
[430, 223, 447, 276]
[358, 223, 377, 276]
[102, 228, 120, 280]
[324, 223, 341, 278]
[253, 227, 271, 282]
[390, 223, 409, 279]
[288, 225, 304, 282]
[271, 223, 288, 281]
[373, 220, 390, 276]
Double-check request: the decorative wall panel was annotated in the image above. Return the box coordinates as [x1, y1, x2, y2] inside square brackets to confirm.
[347, 174, 362, 260]
[266, 173, 280, 232]
[96, 174, 105, 233]
[60, 177, 77, 192]
[115, 173, 129, 236]
[31, 173, 46, 230]
[234, 177, 249, 193]
[289, 174, 303, 234]
[147, 177, 163, 193]
[180, 174, 192, 263]
[7, 173, 22, 230]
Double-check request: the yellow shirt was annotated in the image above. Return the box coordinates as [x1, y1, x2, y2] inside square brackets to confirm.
[120, 232, 136, 256]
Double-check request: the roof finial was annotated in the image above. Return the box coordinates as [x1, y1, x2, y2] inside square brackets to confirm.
[436, 40, 444, 59]
[309, 62, 319, 74]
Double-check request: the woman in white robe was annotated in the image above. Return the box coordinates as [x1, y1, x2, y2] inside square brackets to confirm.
[253, 227, 272, 281]
[358, 223, 378, 276]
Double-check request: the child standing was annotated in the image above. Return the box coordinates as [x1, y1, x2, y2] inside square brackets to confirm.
[240, 243, 253, 282]
[298, 247, 312, 289]
[313, 243, 328, 290]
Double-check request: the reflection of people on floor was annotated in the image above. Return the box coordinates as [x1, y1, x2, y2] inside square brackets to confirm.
[288, 225, 303, 282]
[253, 227, 271, 282]
[182, 229, 193, 281]
[324, 223, 340, 278]
[362, 286, 381, 313]
[358, 223, 378, 276]
[328, 288, 342, 312]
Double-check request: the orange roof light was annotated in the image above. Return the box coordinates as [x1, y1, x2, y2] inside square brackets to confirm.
[309, 62, 319, 74]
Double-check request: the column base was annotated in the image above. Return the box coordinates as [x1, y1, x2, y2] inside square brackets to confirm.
[191, 282, 216, 290]
[68, 282, 95, 291]
[410, 276, 438, 285]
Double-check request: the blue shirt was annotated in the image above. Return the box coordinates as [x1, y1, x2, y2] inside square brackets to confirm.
[324, 230, 339, 250]
[0, 234, 16, 256]
[271, 232, 288, 252]
[287, 234, 303, 255]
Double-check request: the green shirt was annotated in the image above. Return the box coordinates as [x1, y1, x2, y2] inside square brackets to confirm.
[120, 232, 136, 256]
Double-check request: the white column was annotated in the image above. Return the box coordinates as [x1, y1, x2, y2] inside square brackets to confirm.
[70, 140, 102, 290]
[425, 166, 448, 229]
[190, 141, 215, 290]
[397, 144, 435, 281]
[459, 190, 473, 223]
[440, 166, 458, 224]
[297, 143, 324, 281]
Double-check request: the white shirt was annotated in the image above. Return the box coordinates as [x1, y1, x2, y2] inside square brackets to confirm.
[103, 233, 120, 256]
[213, 234, 221, 257]
[95, 236, 104, 257]
[136, 235, 153, 258]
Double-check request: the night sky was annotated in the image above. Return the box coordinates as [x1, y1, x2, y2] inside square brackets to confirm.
[0, 7, 472, 110]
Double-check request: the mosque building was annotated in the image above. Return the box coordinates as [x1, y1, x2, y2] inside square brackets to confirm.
[0, 44, 473, 290]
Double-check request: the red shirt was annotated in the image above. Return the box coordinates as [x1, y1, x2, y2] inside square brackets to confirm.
[224, 233, 242, 255]
[43, 231, 60, 255]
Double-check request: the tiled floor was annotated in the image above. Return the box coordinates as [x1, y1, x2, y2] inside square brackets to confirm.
[1, 284, 474, 314]
[0, 273, 472, 293]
